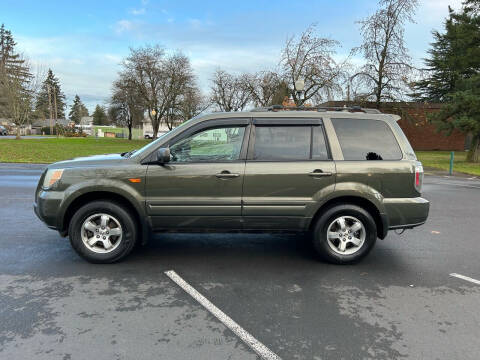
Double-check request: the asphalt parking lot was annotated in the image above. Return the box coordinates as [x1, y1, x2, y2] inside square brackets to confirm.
[1, 163, 479, 360]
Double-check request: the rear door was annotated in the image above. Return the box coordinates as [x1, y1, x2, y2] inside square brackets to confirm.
[242, 118, 336, 230]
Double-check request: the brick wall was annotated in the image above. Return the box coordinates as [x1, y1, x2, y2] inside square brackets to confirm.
[395, 105, 466, 151]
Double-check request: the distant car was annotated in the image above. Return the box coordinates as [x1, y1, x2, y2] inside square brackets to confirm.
[144, 132, 154, 139]
[0, 125, 7, 136]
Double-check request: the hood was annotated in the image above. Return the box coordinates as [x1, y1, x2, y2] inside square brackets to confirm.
[49, 153, 127, 168]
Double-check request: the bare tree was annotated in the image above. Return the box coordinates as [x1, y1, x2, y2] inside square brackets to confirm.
[177, 85, 209, 121]
[121, 45, 164, 138]
[110, 74, 144, 140]
[280, 25, 345, 106]
[160, 53, 196, 130]
[210, 69, 251, 111]
[353, 0, 418, 108]
[242, 71, 285, 107]
[120, 46, 196, 137]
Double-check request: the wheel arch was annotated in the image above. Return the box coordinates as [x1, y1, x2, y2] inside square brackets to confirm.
[61, 191, 146, 241]
[309, 196, 388, 239]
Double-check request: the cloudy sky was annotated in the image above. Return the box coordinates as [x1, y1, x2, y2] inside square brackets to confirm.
[1, 0, 463, 112]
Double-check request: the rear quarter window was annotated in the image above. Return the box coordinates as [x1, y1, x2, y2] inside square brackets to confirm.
[332, 118, 403, 160]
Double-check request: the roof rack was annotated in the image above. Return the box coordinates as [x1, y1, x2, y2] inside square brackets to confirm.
[251, 104, 382, 114]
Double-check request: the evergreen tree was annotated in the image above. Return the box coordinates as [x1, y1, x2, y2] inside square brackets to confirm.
[92, 104, 108, 125]
[68, 94, 89, 123]
[0, 24, 34, 138]
[412, 6, 480, 101]
[0, 24, 31, 119]
[431, 74, 480, 162]
[415, 3, 480, 162]
[0, 24, 30, 79]
[35, 69, 66, 119]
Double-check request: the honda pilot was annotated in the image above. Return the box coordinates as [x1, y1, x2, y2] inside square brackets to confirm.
[34, 107, 429, 264]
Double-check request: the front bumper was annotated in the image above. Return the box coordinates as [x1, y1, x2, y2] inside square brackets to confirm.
[383, 197, 430, 230]
[34, 190, 65, 230]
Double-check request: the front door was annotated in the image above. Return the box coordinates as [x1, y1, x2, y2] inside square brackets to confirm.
[146, 123, 248, 230]
[242, 121, 336, 230]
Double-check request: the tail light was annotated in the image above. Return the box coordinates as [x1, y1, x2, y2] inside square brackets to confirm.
[414, 164, 423, 193]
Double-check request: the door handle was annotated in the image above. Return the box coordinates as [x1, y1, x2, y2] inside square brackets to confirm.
[215, 171, 240, 179]
[308, 169, 333, 177]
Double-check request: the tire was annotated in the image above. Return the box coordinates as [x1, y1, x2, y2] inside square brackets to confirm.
[69, 201, 138, 263]
[312, 204, 376, 264]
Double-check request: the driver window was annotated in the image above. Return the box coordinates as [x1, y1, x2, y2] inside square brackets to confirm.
[170, 126, 246, 163]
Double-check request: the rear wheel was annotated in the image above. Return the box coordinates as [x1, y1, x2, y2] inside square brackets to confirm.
[69, 201, 137, 263]
[312, 204, 376, 264]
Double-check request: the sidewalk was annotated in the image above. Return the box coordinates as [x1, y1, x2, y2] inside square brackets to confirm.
[424, 166, 480, 180]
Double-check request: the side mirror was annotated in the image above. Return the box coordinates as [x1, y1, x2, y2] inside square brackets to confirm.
[156, 148, 171, 164]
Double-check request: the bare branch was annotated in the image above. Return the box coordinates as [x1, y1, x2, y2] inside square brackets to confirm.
[354, 0, 418, 107]
[210, 69, 251, 112]
[279, 24, 346, 105]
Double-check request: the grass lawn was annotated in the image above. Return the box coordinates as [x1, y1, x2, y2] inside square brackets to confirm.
[2, 137, 479, 176]
[0, 137, 149, 163]
[416, 151, 480, 176]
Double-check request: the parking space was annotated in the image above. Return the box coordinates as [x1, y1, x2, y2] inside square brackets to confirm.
[0, 163, 479, 359]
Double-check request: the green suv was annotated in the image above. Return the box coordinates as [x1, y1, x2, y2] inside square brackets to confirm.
[34, 107, 429, 264]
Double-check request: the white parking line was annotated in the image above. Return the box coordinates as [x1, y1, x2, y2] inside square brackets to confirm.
[450, 273, 480, 285]
[164, 270, 281, 360]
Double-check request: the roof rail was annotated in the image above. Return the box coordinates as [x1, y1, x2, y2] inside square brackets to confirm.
[251, 105, 382, 114]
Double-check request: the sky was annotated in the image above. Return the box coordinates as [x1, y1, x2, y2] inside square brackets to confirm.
[0, 0, 463, 113]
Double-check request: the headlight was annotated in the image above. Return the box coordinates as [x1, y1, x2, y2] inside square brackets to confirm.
[43, 169, 64, 190]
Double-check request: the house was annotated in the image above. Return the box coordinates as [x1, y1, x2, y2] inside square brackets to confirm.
[31, 119, 72, 134]
[76, 116, 94, 135]
[79, 116, 94, 126]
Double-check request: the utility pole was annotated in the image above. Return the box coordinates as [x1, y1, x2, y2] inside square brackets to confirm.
[53, 84, 58, 138]
[47, 84, 53, 135]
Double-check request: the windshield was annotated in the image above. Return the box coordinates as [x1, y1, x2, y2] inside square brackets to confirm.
[131, 117, 197, 159]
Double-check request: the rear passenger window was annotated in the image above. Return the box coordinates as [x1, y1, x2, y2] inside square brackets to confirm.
[253, 125, 329, 161]
[332, 118, 402, 160]
[254, 126, 309, 160]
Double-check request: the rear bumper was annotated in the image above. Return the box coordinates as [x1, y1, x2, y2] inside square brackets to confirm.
[383, 197, 430, 230]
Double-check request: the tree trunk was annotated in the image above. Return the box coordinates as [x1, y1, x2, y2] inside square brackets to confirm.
[466, 135, 479, 163]
[15, 126, 21, 140]
[128, 123, 132, 140]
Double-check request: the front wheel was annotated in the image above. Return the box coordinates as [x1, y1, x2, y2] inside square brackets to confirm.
[69, 201, 138, 263]
[312, 204, 377, 264]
